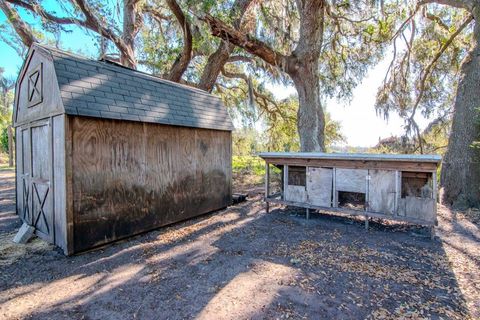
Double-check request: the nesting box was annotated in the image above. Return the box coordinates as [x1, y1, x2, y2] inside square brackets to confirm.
[260, 152, 441, 227]
[13, 44, 233, 255]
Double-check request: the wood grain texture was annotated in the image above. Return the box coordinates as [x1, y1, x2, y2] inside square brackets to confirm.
[30, 121, 53, 242]
[335, 168, 368, 193]
[368, 170, 396, 215]
[265, 158, 437, 172]
[285, 185, 307, 203]
[70, 117, 231, 252]
[398, 197, 436, 223]
[307, 167, 332, 207]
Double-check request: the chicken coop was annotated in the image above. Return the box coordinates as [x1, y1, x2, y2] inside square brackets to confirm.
[13, 43, 233, 255]
[259, 152, 441, 230]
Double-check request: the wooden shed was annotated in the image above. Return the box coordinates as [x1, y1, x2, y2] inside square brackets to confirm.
[13, 44, 233, 255]
[259, 152, 441, 230]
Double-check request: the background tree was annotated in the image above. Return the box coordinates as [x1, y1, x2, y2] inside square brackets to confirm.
[376, 0, 480, 207]
[0, 68, 14, 161]
[202, 0, 393, 151]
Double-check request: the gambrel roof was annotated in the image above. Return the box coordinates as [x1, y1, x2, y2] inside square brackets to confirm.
[30, 43, 234, 131]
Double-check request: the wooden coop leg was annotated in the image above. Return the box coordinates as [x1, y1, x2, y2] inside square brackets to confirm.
[430, 226, 435, 240]
[266, 202, 270, 214]
[306, 208, 310, 220]
[365, 215, 369, 230]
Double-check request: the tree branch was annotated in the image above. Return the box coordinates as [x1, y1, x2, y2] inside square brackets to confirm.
[197, 0, 254, 92]
[165, 0, 192, 82]
[5, 0, 87, 26]
[143, 4, 171, 23]
[0, 0, 37, 47]
[410, 14, 473, 120]
[202, 14, 290, 70]
[70, 0, 136, 67]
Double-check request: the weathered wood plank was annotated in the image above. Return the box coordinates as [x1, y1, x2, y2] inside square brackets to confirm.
[335, 168, 368, 193]
[64, 115, 74, 255]
[264, 158, 438, 172]
[14, 48, 64, 126]
[307, 167, 332, 207]
[368, 169, 396, 215]
[52, 115, 67, 252]
[404, 196, 436, 224]
[285, 185, 307, 203]
[30, 121, 53, 242]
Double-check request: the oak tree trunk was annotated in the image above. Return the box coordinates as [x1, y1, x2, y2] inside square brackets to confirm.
[290, 65, 325, 152]
[441, 10, 480, 208]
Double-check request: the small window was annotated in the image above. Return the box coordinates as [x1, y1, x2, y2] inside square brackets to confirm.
[288, 166, 306, 186]
[401, 172, 433, 198]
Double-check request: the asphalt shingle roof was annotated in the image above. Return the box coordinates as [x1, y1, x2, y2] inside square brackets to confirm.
[38, 44, 233, 131]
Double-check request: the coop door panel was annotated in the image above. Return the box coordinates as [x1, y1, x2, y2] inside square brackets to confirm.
[398, 197, 435, 223]
[335, 169, 367, 193]
[368, 170, 396, 215]
[285, 185, 307, 203]
[307, 167, 332, 207]
[30, 123, 53, 242]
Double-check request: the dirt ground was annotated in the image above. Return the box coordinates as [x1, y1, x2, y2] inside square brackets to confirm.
[0, 168, 479, 320]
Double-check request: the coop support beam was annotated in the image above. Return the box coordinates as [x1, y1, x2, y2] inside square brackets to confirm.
[265, 162, 270, 214]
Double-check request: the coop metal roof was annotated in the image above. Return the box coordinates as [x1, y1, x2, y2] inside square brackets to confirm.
[37, 44, 233, 131]
[258, 152, 442, 163]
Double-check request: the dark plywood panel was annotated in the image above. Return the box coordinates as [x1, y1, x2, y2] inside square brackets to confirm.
[71, 117, 231, 252]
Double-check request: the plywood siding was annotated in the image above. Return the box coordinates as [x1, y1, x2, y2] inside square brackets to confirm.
[70, 117, 231, 252]
[336, 168, 368, 193]
[368, 170, 396, 215]
[285, 185, 307, 203]
[398, 197, 435, 223]
[307, 167, 332, 207]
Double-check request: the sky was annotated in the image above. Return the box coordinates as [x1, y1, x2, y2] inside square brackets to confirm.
[0, 3, 429, 148]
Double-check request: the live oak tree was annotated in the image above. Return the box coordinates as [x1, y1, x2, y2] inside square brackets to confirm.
[376, 0, 480, 207]
[202, 0, 393, 151]
[0, 0, 351, 152]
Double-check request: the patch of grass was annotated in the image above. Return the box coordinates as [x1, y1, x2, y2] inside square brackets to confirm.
[0, 164, 14, 171]
[232, 155, 265, 176]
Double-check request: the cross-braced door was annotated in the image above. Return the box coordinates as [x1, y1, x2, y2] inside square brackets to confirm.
[18, 121, 53, 242]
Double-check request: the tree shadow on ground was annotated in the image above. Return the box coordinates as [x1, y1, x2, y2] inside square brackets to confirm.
[1, 194, 475, 319]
